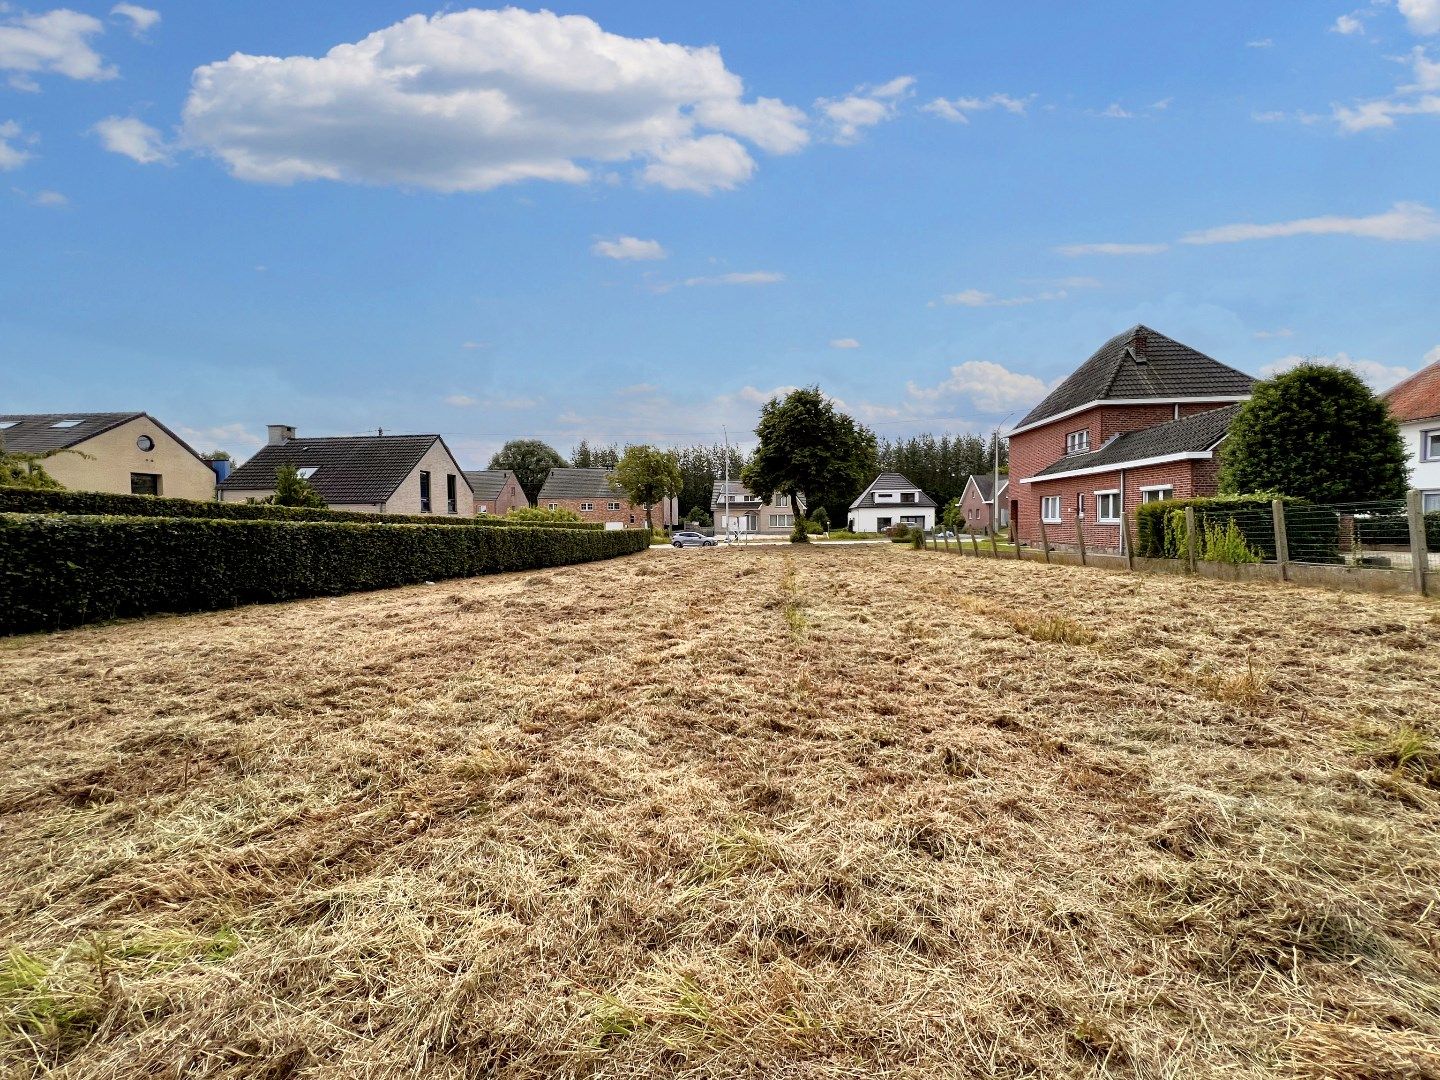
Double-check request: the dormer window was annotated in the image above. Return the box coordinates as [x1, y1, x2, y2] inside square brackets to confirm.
[297, 467, 318, 479]
[900, 491, 916, 504]
[1065, 429, 1091, 455]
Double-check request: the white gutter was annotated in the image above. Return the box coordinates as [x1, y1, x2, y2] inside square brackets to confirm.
[1008, 396, 1248, 438]
[1018, 450, 1216, 483]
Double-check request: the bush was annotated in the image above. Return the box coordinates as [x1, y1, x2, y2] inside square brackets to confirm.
[811, 506, 830, 532]
[1135, 495, 1341, 564]
[910, 528, 927, 549]
[789, 520, 811, 544]
[1354, 510, 1440, 553]
[504, 506, 582, 524]
[802, 518, 822, 535]
[884, 523, 911, 542]
[0, 514, 650, 634]
[0, 486, 603, 530]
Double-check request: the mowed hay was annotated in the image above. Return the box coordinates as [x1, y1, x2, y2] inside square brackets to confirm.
[1, 546, 1438, 1079]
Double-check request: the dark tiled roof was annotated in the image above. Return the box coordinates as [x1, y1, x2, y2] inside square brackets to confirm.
[711, 480, 762, 508]
[850, 472, 939, 510]
[1014, 326, 1254, 431]
[464, 469, 519, 502]
[221, 434, 446, 505]
[966, 474, 1008, 502]
[1030, 404, 1241, 479]
[1382, 358, 1440, 424]
[0, 412, 143, 452]
[538, 468, 618, 501]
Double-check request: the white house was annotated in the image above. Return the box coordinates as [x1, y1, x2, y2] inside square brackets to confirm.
[1383, 359, 1440, 512]
[711, 481, 803, 535]
[848, 472, 937, 533]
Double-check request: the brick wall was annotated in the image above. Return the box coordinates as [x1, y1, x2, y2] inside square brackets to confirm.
[542, 496, 674, 528]
[1023, 459, 1224, 552]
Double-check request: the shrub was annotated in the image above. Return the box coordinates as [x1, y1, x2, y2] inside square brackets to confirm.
[271, 464, 326, 508]
[504, 506, 583, 524]
[0, 486, 603, 530]
[910, 528, 926, 549]
[884, 523, 912, 543]
[803, 518, 822, 535]
[789, 520, 811, 544]
[0, 514, 650, 634]
[1136, 495, 1341, 564]
[1201, 518, 1261, 564]
[1355, 510, 1440, 553]
[811, 506, 830, 532]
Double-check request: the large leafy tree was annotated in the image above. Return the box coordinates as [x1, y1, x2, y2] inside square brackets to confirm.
[489, 439, 567, 504]
[741, 387, 877, 526]
[612, 445, 683, 530]
[1219, 363, 1409, 503]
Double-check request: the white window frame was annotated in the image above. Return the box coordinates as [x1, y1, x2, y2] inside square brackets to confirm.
[1424, 492, 1440, 514]
[1424, 429, 1440, 461]
[1095, 489, 1121, 524]
[1140, 485, 1173, 503]
[607, 501, 622, 511]
[547, 502, 558, 511]
[1041, 496, 1062, 524]
[1065, 429, 1090, 455]
[580, 502, 594, 512]
[769, 514, 794, 528]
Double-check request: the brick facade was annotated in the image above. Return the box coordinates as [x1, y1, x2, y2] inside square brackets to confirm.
[542, 495, 675, 529]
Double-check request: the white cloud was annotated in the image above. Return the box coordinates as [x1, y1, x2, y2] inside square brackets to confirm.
[1334, 46, 1440, 130]
[30, 188, 66, 206]
[936, 288, 1068, 308]
[177, 422, 264, 451]
[445, 394, 479, 407]
[92, 116, 170, 164]
[460, 341, 488, 350]
[679, 270, 785, 287]
[1246, 38, 1275, 48]
[1261, 352, 1412, 389]
[816, 75, 914, 144]
[1054, 241, 1170, 256]
[592, 236, 666, 261]
[1426, 344, 1440, 365]
[905, 360, 1050, 413]
[1097, 103, 1134, 119]
[0, 8, 113, 89]
[1333, 13, 1365, 35]
[0, 120, 32, 170]
[179, 9, 807, 194]
[922, 92, 1031, 123]
[829, 337, 861, 349]
[110, 4, 159, 37]
[1399, 0, 1440, 34]
[445, 392, 540, 409]
[1253, 327, 1295, 339]
[1181, 201, 1440, 243]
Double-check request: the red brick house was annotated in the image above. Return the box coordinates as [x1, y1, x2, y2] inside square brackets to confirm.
[957, 474, 1008, 534]
[1009, 326, 1255, 553]
[463, 469, 527, 516]
[537, 467, 677, 529]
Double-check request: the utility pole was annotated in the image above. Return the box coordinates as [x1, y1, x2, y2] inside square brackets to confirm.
[723, 425, 730, 541]
[991, 412, 1013, 538]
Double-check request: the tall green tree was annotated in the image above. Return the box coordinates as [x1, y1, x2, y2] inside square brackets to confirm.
[489, 439, 567, 504]
[272, 463, 326, 508]
[741, 387, 877, 526]
[612, 445, 683, 530]
[1219, 363, 1409, 503]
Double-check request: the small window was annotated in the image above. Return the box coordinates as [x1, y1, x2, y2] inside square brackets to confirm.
[548, 503, 558, 510]
[607, 501, 621, 511]
[1424, 430, 1440, 461]
[580, 502, 595, 512]
[296, 466, 318, 479]
[901, 515, 924, 525]
[1095, 491, 1121, 523]
[51, 419, 83, 429]
[419, 470, 432, 513]
[446, 474, 457, 514]
[876, 517, 893, 529]
[769, 514, 793, 528]
[1424, 492, 1440, 513]
[136, 434, 155, 452]
[1041, 496, 1061, 523]
[130, 473, 160, 496]
[1140, 486, 1173, 503]
[478, 505, 488, 514]
[1065, 429, 1090, 455]
[1076, 492, 1086, 517]
[900, 492, 916, 504]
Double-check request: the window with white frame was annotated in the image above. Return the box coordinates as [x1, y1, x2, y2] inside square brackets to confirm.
[1140, 485, 1173, 503]
[1425, 492, 1440, 513]
[1041, 496, 1061, 523]
[1065, 429, 1090, 455]
[547, 502, 558, 510]
[1095, 491, 1121, 523]
[580, 502, 594, 512]
[1424, 430, 1440, 460]
[607, 501, 621, 511]
[769, 514, 794, 528]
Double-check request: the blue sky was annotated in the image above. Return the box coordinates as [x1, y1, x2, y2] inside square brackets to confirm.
[3, 1, 1439, 465]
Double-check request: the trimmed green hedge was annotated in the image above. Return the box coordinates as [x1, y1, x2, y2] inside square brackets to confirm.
[0, 514, 649, 633]
[1355, 510, 1440, 552]
[0, 486, 603, 530]
[1136, 494, 1342, 564]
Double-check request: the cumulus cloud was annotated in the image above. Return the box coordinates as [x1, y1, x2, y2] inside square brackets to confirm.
[0, 7, 113, 89]
[1399, 0, 1440, 34]
[1054, 241, 1170, 256]
[1334, 45, 1440, 130]
[92, 116, 170, 164]
[1261, 352, 1413, 389]
[906, 360, 1050, 414]
[829, 338, 861, 349]
[592, 236, 666, 261]
[816, 75, 914, 144]
[111, 3, 159, 37]
[922, 92, 1031, 123]
[0, 120, 33, 170]
[1181, 201, 1440, 243]
[179, 9, 807, 194]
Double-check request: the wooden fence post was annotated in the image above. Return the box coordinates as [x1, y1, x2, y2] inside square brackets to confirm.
[1075, 515, 1087, 566]
[988, 528, 999, 559]
[970, 532, 980, 558]
[1038, 517, 1051, 564]
[1271, 498, 1290, 582]
[1407, 489, 1428, 596]
[1122, 509, 1136, 571]
[942, 530, 951, 554]
[1184, 506, 1198, 573]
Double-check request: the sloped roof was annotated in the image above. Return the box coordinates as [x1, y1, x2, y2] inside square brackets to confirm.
[538, 468, 618, 501]
[850, 472, 939, 510]
[966, 474, 1009, 502]
[1013, 326, 1254, 433]
[221, 434, 449, 505]
[464, 469, 519, 502]
[711, 480, 762, 508]
[0, 412, 143, 452]
[1382, 358, 1440, 424]
[1029, 404, 1241, 480]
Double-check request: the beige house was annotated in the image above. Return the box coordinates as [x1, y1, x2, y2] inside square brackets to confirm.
[219, 424, 473, 515]
[711, 481, 802, 535]
[0, 412, 217, 499]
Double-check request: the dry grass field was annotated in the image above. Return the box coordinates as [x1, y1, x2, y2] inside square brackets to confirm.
[3, 545, 1439, 1079]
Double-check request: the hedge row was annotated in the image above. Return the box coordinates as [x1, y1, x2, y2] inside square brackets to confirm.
[1136, 494, 1342, 563]
[0, 514, 649, 634]
[0, 486, 603, 530]
[1355, 510, 1440, 552]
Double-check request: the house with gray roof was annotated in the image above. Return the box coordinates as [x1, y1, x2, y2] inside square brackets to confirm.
[710, 480, 801, 535]
[463, 469, 527, 516]
[848, 472, 937, 533]
[538, 467, 676, 529]
[0, 411, 216, 500]
[957, 473, 1010, 535]
[219, 424, 473, 516]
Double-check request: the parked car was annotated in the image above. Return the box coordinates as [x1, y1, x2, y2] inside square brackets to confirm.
[671, 531, 716, 548]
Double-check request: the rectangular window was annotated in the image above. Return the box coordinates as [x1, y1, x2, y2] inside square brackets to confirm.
[130, 473, 161, 496]
[547, 503, 558, 510]
[1140, 486, 1173, 503]
[773, 494, 788, 507]
[876, 517, 893, 529]
[296, 466, 318, 479]
[900, 492, 916, 504]
[1095, 490, 1121, 523]
[607, 501, 621, 511]
[901, 515, 924, 526]
[419, 470, 431, 512]
[1065, 429, 1091, 455]
[874, 491, 896, 501]
[1425, 492, 1440, 513]
[769, 514, 794, 528]
[580, 502, 595, 512]
[446, 474, 457, 514]
[1425, 430, 1440, 460]
[1041, 496, 1061, 523]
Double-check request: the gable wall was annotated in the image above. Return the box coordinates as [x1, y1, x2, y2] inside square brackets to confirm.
[41, 416, 216, 500]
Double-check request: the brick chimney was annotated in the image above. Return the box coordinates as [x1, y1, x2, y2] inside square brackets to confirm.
[267, 424, 296, 445]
